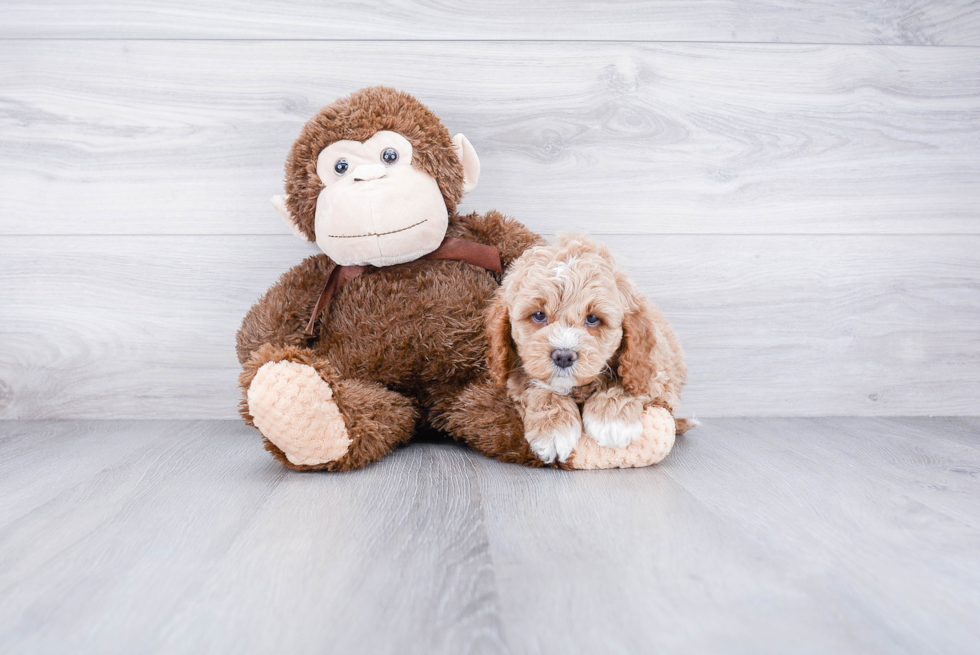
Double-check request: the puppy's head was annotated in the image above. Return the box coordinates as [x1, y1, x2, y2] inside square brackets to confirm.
[487, 235, 657, 395]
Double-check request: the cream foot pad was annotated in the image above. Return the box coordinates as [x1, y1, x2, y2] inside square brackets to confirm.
[247, 360, 352, 466]
[568, 406, 676, 470]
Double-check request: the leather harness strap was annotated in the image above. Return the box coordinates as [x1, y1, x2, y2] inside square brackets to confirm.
[304, 236, 503, 336]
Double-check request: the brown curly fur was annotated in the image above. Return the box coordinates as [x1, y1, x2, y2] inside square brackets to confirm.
[485, 235, 689, 460]
[283, 87, 468, 241]
[238, 214, 543, 471]
[487, 235, 687, 410]
[238, 87, 545, 471]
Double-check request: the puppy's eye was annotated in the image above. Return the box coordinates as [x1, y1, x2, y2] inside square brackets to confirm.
[531, 311, 548, 324]
[585, 314, 601, 327]
[381, 148, 399, 165]
[334, 158, 349, 176]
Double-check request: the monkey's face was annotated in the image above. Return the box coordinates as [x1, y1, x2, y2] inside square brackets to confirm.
[312, 131, 449, 267]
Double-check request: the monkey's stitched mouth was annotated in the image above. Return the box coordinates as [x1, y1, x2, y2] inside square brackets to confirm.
[325, 219, 427, 239]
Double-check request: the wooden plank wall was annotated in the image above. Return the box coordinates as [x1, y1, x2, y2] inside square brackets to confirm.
[1, 3, 979, 419]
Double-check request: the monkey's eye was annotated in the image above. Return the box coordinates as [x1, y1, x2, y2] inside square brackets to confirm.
[531, 311, 548, 324]
[334, 158, 349, 176]
[585, 314, 601, 327]
[381, 148, 399, 165]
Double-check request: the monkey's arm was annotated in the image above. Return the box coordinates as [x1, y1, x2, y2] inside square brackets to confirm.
[449, 210, 545, 270]
[235, 254, 334, 365]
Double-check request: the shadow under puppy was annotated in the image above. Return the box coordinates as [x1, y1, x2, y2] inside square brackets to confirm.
[487, 235, 693, 465]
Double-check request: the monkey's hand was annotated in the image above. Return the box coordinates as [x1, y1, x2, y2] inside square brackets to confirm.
[568, 405, 676, 470]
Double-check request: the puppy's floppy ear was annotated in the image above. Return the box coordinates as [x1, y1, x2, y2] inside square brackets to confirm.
[616, 280, 658, 397]
[485, 293, 516, 386]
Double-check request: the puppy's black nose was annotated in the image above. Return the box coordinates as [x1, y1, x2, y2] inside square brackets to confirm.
[551, 349, 578, 369]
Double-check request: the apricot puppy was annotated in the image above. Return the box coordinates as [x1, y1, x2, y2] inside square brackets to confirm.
[486, 235, 687, 464]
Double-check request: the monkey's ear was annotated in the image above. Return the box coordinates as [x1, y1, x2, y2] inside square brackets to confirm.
[452, 133, 481, 194]
[271, 195, 312, 242]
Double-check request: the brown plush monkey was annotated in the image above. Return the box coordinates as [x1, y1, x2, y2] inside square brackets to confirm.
[237, 87, 546, 471]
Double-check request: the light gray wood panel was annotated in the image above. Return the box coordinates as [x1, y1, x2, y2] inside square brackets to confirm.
[3, 1, 979, 44]
[2, 418, 979, 653]
[473, 416, 980, 654]
[1, 233, 978, 419]
[930, 416, 980, 450]
[614, 234, 980, 417]
[4, 41, 980, 236]
[0, 421, 505, 655]
[0, 421, 181, 528]
[659, 418, 980, 653]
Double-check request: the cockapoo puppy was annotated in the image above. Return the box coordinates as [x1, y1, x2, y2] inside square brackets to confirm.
[486, 235, 688, 464]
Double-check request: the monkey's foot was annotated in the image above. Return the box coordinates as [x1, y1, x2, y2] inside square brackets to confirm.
[567, 406, 675, 470]
[247, 360, 352, 466]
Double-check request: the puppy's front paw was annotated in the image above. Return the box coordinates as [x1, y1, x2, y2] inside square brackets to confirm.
[582, 393, 645, 449]
[552, 424, 582, 463]
[527, 422, 582, 464]
[528, 439, 558, 464]
[583, 415, 644, 449]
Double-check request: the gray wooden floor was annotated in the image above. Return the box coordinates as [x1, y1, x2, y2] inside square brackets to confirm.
[2, 418, 978, 655]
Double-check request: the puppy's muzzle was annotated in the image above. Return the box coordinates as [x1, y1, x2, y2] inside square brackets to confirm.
[551, 348, 578, 369]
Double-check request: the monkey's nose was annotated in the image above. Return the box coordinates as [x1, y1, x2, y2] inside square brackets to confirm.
[352, 164, 387, 181]
[551, 349, 578, 369]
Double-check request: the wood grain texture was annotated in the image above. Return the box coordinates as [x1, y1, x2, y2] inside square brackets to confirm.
[474, 416, 980, 654]
[3, 1, 979, 44]
[3, 41, 980, 236]
[1, 418, 978, 654]
[1, 234, 977, 420]
[0, 421, 505, 655]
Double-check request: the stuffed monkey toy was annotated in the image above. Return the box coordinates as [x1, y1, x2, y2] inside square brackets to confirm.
[237, 87, 678, 471]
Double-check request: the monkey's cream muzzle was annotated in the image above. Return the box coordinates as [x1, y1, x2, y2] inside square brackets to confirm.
[350, 164, 386, 181]
[313, 158, 449, 267]
[272, 129, 480, 268]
